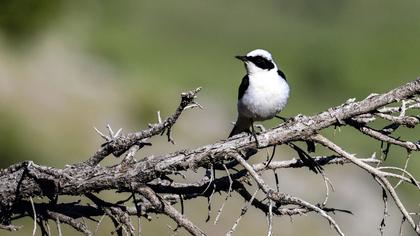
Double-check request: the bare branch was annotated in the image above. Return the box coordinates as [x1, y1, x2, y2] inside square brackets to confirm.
[226, 189, 259, 236]
[230, 152, 344, 236]
[0, 79, 419, 235]
[311, 134, 420, 234]
[47, 211, 92, 236]
[134, 185, 206, 236]
[85, 87, 202, 165]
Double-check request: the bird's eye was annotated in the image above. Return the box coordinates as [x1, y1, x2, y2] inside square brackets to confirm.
[249, 56, 274, 70]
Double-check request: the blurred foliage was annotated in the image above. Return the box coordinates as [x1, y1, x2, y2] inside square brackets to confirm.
[0, 0, 62, 43]
[0, 110, 37, 166]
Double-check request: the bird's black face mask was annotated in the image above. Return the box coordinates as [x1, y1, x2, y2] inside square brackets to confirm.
[245, 56, 275, 70]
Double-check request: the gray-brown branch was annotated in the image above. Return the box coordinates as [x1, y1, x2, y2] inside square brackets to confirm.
[0, 78, 419, 235]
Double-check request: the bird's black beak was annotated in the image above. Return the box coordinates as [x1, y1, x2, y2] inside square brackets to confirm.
[235, 55, 248, 62]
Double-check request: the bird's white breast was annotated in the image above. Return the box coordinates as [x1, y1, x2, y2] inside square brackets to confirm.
[238, 71, 289, 121]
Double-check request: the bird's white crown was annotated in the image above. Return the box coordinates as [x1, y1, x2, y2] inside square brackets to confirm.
[246, 49, 273, 61]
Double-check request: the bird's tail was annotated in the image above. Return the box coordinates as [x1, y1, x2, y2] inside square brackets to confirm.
[229, 116, 252, 137]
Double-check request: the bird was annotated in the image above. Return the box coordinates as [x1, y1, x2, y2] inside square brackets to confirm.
[229, 49, 290, 139]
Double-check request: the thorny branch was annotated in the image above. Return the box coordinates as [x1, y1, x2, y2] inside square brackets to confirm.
[0, 78, 419, 235]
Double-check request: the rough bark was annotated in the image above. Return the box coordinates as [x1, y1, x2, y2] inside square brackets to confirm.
[0, 78, 419, 235]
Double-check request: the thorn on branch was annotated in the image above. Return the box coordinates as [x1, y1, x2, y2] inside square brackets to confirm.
[214, 164, 232, 225]
[184, 102, 204, 110]
[94, 125, 123, 147]
[157, 111, 162, 124]
[321, 174, 335, 206]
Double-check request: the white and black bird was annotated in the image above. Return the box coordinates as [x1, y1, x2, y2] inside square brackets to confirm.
[229, 49, 290, 138]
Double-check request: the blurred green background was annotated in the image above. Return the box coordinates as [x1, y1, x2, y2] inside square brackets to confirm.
[0, 0, 419, 235]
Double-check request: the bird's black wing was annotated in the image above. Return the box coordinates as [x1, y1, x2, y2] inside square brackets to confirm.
[238, 75, 249, 100]
[277, 69, 286, 81]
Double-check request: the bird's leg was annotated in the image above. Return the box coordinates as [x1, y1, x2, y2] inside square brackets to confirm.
[250, 120, 260, 148]
[274, 115, 288, 122]
[265, 145, 277, 167]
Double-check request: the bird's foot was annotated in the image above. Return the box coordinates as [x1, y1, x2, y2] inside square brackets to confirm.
[255, 124, 266, 133]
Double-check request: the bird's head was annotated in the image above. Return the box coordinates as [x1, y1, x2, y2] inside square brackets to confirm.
[235, 49, 277, 74]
